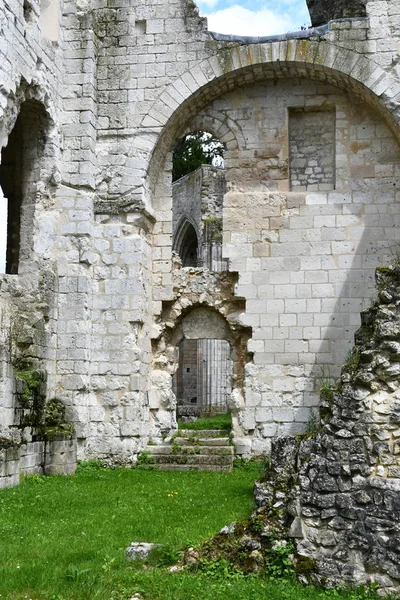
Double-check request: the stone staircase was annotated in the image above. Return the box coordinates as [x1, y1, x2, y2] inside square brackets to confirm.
[145, 429, 234, 472]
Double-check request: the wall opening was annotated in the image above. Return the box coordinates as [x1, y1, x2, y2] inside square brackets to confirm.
[174, 220, 199, 267]
[0, 99, 50, 274]
[173, 338, 232, 418]
[172, 131, 226, 271]
[289, 107, 336, 191]
[172, 131, 224, 183]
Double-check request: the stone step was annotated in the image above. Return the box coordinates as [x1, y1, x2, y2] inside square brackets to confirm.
[171, 437, 231, 447]
[152, 454, 233, 466]
[177, 429, 230, 439]
[155, 464, 232, 472]
[146, 445, 234, 456]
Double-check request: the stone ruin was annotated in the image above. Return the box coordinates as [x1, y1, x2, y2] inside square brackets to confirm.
[2, 0, 400, 589]
[268, 266, 400, 594]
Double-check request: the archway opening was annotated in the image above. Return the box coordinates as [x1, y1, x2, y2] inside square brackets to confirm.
[172, 131, 226, 271]
[174, 220, 199, 267]
[0, 99, 50, 274]
[173, 338, 233, 419]
[172, 131, 224, 183]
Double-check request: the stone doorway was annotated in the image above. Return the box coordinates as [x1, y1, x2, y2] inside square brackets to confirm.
[173, 338, 233, 419]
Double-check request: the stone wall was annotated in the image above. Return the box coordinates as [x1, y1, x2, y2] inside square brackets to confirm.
[0, 439, 76, 489]
[298, 266, 400, 592]
[157, 77, 400, 455]
[3, 0, 400, 477]
[289, 108, 336, 191]
[264, 267, 400, 593]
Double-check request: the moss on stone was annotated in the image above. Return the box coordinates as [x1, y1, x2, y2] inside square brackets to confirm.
[42, 398, 74, 440]
[296, 555, 317, 575]
[14, 368, 42, 407]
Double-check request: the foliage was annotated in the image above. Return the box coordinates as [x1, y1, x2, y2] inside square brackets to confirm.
[233, 457, 267, 477]
[318, 367, 335, 402]
[0, 466, 385, 600]
[178, 411, 232, 431]
[343, 348, 360, 373]
[172, 131, 224, 181]
[305, 410, 322, 435]
[135, 450, 156, 466]
[265, 541, 296, 579]
[196, 557, 246, 580]
[43, 398, 74, 440]
[76, 460, 106, 473]
[15, 368, 43, 407]
[146, 544, 182, 567]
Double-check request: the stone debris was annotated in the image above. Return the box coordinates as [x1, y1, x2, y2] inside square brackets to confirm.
[126, 542, 160, 561]
[220, 522, 236, 535]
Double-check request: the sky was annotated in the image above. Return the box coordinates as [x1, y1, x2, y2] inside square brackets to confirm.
[197, 0, 311, 36]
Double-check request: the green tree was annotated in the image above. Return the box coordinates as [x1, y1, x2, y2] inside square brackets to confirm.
[172, 131, 224, 181]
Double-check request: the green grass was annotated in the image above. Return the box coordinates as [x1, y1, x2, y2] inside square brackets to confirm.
[0, 463, 255, 599]
[0, 465, 382, 600]
[178, 411, 232, 430]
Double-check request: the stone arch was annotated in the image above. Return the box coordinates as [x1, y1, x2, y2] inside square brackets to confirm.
[154, 301, 251, 405]
[173, 217, 199, 267]
[180, 111, 245, 153]
[145, 39, 400, 206]
[0, 77, 58, 151]
[0, 80, 58, 274]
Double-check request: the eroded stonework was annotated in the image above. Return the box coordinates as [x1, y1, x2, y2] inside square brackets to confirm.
[2, 0, 400, 588]
[0, 0, 400, 493]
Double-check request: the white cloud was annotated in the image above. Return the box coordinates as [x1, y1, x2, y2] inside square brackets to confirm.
[204, 4, 306, 36]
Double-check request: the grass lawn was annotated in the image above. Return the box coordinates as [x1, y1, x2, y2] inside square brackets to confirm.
[0, 463, 379, 600]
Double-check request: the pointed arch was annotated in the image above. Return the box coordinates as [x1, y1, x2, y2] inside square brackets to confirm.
[173, 217, 199, 267]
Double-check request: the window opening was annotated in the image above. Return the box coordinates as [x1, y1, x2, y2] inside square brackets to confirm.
[172, 131, 227, 271]
[289, 107, 336, 191]
[0, 99, 49, 274]
[175, 221, 199, 267]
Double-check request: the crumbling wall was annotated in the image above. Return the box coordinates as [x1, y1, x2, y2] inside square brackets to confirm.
[268, 267, 400, 593]
[3, 0, 400, 473]
[160, 77, 400, 455]
[150, 260, 251, 441]
[0, 273, 76, 489]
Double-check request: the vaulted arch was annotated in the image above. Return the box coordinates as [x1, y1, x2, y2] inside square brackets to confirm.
[173, 217, 199, 267]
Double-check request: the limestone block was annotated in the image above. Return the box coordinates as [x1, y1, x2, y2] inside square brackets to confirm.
[126, 542, 160, 561]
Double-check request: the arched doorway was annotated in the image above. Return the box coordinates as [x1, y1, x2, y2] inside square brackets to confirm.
[173, 337, 233, 418]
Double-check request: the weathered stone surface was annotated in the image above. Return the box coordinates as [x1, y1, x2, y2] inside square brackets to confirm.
[263, 268, 400, 592]
[126, 542, 160, 561]
[2, 10, 400, 590]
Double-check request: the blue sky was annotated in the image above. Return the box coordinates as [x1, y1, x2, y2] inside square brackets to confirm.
[196, 0, 311, 36]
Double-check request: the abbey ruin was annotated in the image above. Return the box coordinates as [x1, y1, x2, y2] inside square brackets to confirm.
[3, 0, 400, 589]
